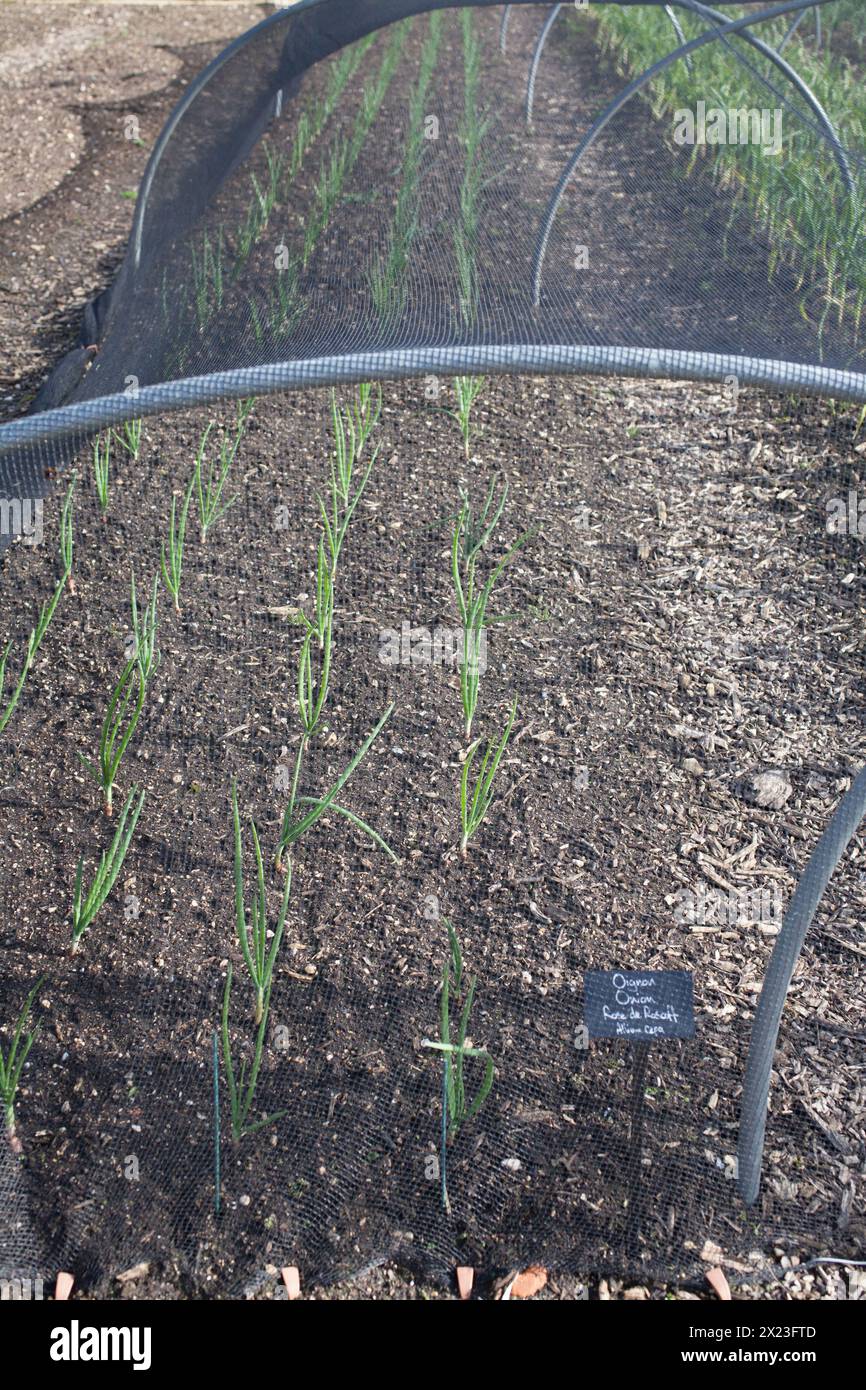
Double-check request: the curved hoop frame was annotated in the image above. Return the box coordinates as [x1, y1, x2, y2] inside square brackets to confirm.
[738, 765, 866, 1204]
[526, 5, 563, 127]
[525, 0, 699, 128]
[664, 3, 693, 66]
[779, 5, 808, 50]
[500, 3, 512, 54]
[1, 342, 864, 461]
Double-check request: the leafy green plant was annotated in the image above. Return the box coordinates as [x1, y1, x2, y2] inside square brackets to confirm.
[220, 965, 286, 1142]
[459, 697, 517, 856]
[232, 781, 291, 1024]
[71, 787, 146, 952]
[0, 477, 75, 738]
[448, 375, 485, 460]
[93, 433, 111, 516]
[80, 572, 159, 815]
[451, 477, 531, 739]
[114, 419, 143, 461]
[195, 399, 254, 543]
[160, 471, 196, 613]
[0, 979, 42, 1149]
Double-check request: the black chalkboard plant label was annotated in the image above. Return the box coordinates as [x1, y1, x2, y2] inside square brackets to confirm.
[583, 970, 695, 1040]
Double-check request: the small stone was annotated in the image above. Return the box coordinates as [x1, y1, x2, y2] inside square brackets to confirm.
[682, 757, 703, 776]
[502, 1157, 522, 1173]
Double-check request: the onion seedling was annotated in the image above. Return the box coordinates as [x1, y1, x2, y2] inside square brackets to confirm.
[276, 703, 395, 872]
[232, 781, 291, 1024]
[448, 376, 485, 460]
[451, 478, 531, 740]
[80, 572, 159, 815]
[160, 470, 196, 614]
[0, 477, 75, 739]
[235, 145, 286, 269]
[438, 922, 493, 1142]
[0, 979, 42, 1151]
[220, 965, 287, 1142]
[93, 433, 111, 516]
[71, 787, 146, 952]
[190, 227, 224, 332]
[242, 36, 390, 338]
[296, 620, 331, 739]
[592, 4, 866, 348]
[114, 418, 143, 461]
[60, 473, 76, 589]
[421, 922, 493, 1209]
[351, 382, 382, 461]
[276, 393, 392, 874]
[459, 697, 517, 856]
[457, 472, 509, 568]
[298, 539, 334, 729]
[319, 390, 379, 576]
[273, 542, 336, 873]
[195, 398, 254, 543]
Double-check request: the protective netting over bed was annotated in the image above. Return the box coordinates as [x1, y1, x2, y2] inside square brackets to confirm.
[1, 1, 865, 1296]
[2, 2, 866, 476]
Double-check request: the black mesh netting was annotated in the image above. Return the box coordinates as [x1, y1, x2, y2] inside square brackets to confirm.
[0, 0, 864, 1296]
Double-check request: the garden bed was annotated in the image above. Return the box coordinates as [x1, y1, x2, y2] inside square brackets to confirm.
[1, 3, 864, 1299]
[2, 368, 865, 1294]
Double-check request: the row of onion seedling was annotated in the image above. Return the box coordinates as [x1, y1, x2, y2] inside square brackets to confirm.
[0, 399, 256, 1141]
